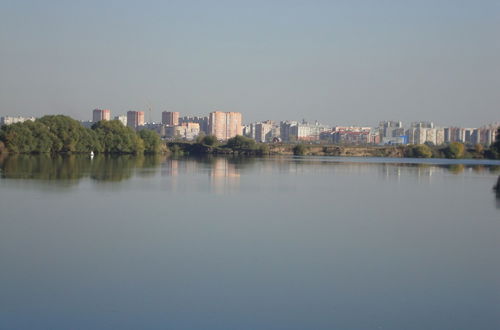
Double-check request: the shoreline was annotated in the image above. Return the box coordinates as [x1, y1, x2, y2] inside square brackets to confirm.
[3, 150, 500, 166]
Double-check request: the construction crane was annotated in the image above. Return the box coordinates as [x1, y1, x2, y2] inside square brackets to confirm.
[146, 102, 153, 123]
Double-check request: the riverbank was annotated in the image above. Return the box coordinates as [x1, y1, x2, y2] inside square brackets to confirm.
[166, 140, 499, 160]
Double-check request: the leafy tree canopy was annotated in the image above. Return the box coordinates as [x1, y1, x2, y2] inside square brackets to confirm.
[198, 135, 218, 146]
[405, 144, 433, 158]
[92, 120, 144, 154]
[225, 135, 256, 151]
[443, 142, 465, 159]
[138, 129, 161, 154]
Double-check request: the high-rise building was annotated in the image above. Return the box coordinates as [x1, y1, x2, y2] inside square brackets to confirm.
[435, 128, 445, 145]
[127, 111, 145, 129]
[162, 111, 179, 126]
[379, 121, 403, 138]
[280, 121, 298, 142]
[92, 109, 111, 122]
[208, 111, 242, 140]
[254, 121, 274, 142]
[411, 121, 434, 129]
[114, 115, 127, 126]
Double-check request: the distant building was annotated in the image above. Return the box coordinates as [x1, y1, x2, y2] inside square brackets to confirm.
[379, 121, 404, 138]
[330, 126, 374, 145]
[0, 116, 36, 125]
[280, 120, 328, 142]
[92, 109, 111, 122]
[162, 111, 180, 126]
[442, 125, 497, 146]
[479, 126, 497, 146]
[254, 121, 274, 142]
[243, 124, 254, 139]
[444, 127, 463, 143]
[139, 123, 164, 136]
[435, 128, 445, 145]
[114, 115, 127, 126]
[463, 128, 475, 145]
[208, 111, 242, 140]
[165, 122, 200, 140]
[127, 111, 145, 129]
[406, 127, 444, 145]
[179, 116, 209, 134]
[411, 121, 434, 129]
[382, 136, 408, 145]
[406, 127, 427, 144]
[280, 121, 298, 142]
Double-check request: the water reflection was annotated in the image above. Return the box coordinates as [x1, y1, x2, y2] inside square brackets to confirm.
[0, 154, 163, 183]
[1, 155, 500, 195]
[210, 157, 240, 193]
[0, 154, 90, 181]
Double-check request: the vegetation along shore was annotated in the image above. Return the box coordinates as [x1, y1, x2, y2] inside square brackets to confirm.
[1, 115, 499, 160]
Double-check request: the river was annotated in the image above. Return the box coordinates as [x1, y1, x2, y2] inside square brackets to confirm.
[1, 154, 499, 330]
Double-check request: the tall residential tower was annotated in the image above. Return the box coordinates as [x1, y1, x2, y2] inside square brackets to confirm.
[208, 111, 242, 140]
[162, 111, 180, 126]
[92, 109, 111, 122]
[127, 111, 145, 129]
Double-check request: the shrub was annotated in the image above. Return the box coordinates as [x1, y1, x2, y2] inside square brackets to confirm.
[405, 144, 432, 158]
[443, 142, 465, 159]
[293, 144, 307, 156]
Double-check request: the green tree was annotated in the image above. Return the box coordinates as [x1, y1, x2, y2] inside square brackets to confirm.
[405, 144, 432, 158]
[256, 143, 269, 155]
[138, 129, 162, 154]
[38, 115, 99, 153]
[0, 120, 63, 153]
[225, 135, 256, 152]
[0, 122, 37, 153]
[198, 135, 218, 146]
[293, 144, 307, 156]
[92, 120, 144, 154]
[443, 142, 465, 159]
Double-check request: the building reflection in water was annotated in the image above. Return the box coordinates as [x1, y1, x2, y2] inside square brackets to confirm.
[209, 157, 240, 194]
[379, 163, 437, 183]
[160, 156, 240, 194]
[2, 154, 499, 200]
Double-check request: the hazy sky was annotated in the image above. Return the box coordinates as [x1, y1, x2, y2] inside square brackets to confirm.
[1, 0, 499, 127]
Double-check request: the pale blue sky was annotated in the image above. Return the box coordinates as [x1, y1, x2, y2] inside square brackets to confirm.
[1, 0, 499, 126]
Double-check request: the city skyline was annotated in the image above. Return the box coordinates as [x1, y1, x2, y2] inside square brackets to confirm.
[1, 1, 499, 127]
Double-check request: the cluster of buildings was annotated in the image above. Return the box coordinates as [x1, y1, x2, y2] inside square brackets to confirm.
[90, 109, 243, 141]
[243, 119, 498, 146]
[0, 116, 36, 125]
[1, 110, 498, 147]
[376, 121, 498, 146]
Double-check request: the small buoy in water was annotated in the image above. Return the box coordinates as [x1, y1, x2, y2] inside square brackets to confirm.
[90, 151, 94, 158]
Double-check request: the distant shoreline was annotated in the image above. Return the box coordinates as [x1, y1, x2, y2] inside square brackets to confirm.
[165, 140, 499, 161]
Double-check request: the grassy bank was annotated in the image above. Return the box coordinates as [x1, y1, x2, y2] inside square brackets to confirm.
[166, 136, 500, 160]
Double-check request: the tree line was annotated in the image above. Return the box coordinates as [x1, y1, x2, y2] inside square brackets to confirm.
[167, 134, 269, 156]
[0, 115, 162, 154]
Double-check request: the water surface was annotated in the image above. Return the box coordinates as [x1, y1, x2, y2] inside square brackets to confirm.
[1, 155, 499, 330]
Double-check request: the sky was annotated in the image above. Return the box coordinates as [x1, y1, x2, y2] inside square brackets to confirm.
[0, 0, 499, 127]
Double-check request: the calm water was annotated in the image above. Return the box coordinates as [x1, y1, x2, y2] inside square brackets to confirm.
[1, 154, 499, 330]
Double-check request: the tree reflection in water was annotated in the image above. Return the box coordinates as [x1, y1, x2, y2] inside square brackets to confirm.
[1, 155, 499, 194]
[0, 154, 163, 183]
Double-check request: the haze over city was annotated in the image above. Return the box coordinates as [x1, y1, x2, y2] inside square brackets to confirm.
[1, 0, 499, 126]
